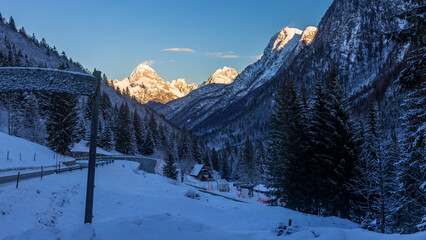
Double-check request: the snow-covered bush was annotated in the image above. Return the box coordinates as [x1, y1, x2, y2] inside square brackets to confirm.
[184, 190, 200, 200]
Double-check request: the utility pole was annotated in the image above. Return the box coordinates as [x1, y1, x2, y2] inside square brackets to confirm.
[84, 77, 100, 224]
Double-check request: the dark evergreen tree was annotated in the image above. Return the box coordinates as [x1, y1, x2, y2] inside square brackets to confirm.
[163, 147, 178, 180]
[45, 93, 79, 155]
[115, 102, 133, 154]
[133, 110, 145, 154]
[325, 69, 357, 218]
[211, 148, 219, 171]
[221, 157, 230, 181]
[8, 16, 16, 31]
[266, 78, 311, 211]
[388, 0, 425, 233]
[237, 138, 255, 183]
[148, 112, 158, 144]
[142, 130, 154, 155]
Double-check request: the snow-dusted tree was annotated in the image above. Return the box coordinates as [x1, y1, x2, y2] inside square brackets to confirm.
[237, 138, 256, 183]
[325, 69, 357, 218]
[45, 93, 79, 154]
[388, 0, 425, 233]
[142, 130, 154, 155]
[351, 103, 399, 233]
[163, 147, 178, 180]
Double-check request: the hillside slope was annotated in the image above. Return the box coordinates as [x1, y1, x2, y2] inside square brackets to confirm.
[155, 0, 407, 148]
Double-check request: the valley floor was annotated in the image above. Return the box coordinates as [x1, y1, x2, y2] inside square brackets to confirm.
[1, 160, 425, 240]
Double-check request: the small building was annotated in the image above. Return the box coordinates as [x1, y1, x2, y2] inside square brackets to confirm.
[189, 163, 213, 181]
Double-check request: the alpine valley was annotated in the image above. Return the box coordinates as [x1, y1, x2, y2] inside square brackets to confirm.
[0, 0, 424, 238]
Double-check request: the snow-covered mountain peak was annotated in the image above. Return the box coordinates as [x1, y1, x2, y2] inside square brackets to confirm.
[270, 27, 303, 52]
[301, 26, 318, 44]
[129, 63, 161, 83]
[110, 64, 199, 104]
[206, 66, 238, 85]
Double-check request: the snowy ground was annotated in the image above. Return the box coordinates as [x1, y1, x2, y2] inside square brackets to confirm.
[71, 141, 122, 156]
[0, 132, 72, 171]
[1, 160, 425, 240]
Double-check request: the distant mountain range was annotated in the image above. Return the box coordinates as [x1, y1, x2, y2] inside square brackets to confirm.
[148, 0, 407, 148]
[107, 0, 407, 149]
[108, 64, 238, 104]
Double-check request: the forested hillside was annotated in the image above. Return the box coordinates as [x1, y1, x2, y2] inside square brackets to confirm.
[0, 14, 216, 176]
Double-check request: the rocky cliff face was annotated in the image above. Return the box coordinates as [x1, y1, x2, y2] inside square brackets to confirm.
[155, 0, 407, 149]
[204, 67, 238, 85]
[154, 27, 316, 139]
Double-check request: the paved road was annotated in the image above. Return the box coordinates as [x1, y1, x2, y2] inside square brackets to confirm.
[95, 156, 157, 174]
[0, 156, 157, 185]
[0, 168, 58, 185]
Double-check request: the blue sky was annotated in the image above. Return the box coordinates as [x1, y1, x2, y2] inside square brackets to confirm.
[1, 0, 333, 84]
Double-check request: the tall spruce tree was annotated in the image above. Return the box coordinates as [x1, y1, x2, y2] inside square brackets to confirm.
[266, 78, 311, 211]
[237, 138, 255, 183]
[133, 110, 145, 154]
[142, 130, 154, 155]
[45, 93, 79, 154]
[211, 148, 219, 171]
[325, 69, 357, 218]
[115, 102, 133, 154]
[163, 147, 178, 180]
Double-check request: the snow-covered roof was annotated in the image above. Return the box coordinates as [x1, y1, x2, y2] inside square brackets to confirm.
[254, 184, 269, 192]
[190, 163, 204, 176]
[0, 67, 97, 95]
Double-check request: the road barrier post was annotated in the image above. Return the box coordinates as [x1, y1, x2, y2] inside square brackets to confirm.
[16, 171, 20, 189]
[34, 153, 36, 161]
[7, 151, 9, 160]
[41, 166, 43, 180]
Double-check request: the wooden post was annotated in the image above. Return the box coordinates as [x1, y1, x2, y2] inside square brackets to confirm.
[84, 77, 100, 224]
[58, 162, 61, 174]
[288, 219, 292, 226]
[16, 171, 20, 189]
[41, 166, 43, 180]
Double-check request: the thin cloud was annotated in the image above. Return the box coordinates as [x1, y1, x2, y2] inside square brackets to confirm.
[206, 51, 242, 58]
[162, 48, 195, 52]
[140, 60, 155, 66]
[221, 55, 240, 58]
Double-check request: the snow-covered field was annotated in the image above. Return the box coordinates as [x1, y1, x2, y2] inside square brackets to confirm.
[1, 160, 424, 240]
[71, 141, 122, 156]
[0, 132, 73, 171]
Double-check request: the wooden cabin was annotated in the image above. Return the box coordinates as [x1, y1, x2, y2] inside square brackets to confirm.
[189, 164, 213, 181]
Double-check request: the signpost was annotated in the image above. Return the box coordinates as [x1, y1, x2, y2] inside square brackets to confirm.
[0, 67, 99, 224]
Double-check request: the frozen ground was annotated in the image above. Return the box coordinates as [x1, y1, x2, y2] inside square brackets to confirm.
[1, 160, 425, 240]
[71, 141, 122, 156]
[0, 132, 73, 171]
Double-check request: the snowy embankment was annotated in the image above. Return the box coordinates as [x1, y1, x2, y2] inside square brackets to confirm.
[1, 160, 424, 240]
[0, 132, 73, 172]
[71, 141, 121, 156]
